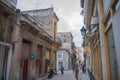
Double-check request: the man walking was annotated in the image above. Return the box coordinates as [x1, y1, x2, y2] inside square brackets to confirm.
[60, 65, 64, 75]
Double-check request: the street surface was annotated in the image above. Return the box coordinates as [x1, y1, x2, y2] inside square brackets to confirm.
[38, 70, 90, 80]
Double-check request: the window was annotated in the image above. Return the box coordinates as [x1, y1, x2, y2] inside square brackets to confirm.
[58, 52, 63, 60]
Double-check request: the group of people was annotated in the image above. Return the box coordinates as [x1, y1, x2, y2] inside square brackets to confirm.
[60, 61, 86, 80]
[47, 62, 86, 80]
[81, 64, 86, 73]
[72, 61, 86, 80]
[48, 64, 64, 79]
[47, 64, 57, 79]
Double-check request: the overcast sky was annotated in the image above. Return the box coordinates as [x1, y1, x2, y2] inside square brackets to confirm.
[17, 0, 84, 47]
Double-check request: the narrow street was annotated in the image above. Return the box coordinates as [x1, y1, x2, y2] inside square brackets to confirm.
[1, 0, 120, 80]
[38, 70, 90, 80]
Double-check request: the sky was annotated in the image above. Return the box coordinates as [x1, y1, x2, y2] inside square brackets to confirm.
[17, 0, 84, 47]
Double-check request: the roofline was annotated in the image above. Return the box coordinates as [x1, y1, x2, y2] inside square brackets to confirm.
[22, 7, 53, 12]
[58, 48, 70, 54]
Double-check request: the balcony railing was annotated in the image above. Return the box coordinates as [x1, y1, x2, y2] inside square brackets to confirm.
[56, 37, 62, 46]
[91, 17, 99, 25]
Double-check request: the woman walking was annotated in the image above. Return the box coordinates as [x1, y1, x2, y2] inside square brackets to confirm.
[74, 61, 79, 80]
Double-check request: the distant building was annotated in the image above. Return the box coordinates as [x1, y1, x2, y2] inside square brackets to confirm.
[57, 32, 74, 70]
[75, 46, 82, 64]
[57, 49, 69, 70]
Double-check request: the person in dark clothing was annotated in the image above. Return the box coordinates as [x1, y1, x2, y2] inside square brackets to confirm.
[48, 64, 54, 79]
[82, 64, 86, 73]
[48, 69, 54, 79]
[60, 65, 64, 75]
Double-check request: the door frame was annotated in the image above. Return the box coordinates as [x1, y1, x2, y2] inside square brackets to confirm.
[0, 41, 13, 80]
[22, 59, 29, 80]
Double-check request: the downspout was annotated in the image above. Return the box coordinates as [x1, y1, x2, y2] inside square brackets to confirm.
[6, 45, 13, 80]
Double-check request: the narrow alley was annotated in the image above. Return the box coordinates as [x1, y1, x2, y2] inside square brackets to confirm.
[0, 0, 120, 80]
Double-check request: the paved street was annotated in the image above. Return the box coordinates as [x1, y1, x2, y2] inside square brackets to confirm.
[38, 70, 90, 80]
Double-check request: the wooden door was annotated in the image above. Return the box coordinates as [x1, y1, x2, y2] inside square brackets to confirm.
[23, 60, 28, 80]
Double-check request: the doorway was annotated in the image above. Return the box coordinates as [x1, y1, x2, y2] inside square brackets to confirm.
[21, 39, 31, 80]
[0, 45, 8, 80]
[22, 60, 28, 80]
[58, 62, 63, 70]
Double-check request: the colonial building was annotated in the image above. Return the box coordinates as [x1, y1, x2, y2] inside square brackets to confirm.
[9, 8, 61, 80]
[0, 0, 61, 79]
[0, 0, 17, 80]
[81, 0, 120, 80]
[57, 32, 74, 70]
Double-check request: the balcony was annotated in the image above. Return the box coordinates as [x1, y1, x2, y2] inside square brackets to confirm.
[56, 37, 62, 46]
[91, 16, 99, 25]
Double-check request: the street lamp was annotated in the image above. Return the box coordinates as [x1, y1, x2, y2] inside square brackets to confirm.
[80, 26, 87, 69]
[80, 26, 86, 38]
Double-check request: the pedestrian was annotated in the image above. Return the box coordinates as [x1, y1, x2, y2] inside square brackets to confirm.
[74, 61, 79, 80]
[60, 65, 64, 75]
[72, 65, 74, 73]
[82, 64, 85, 73]
[53, 68, 57, 75]
[48, 64, 54, 79]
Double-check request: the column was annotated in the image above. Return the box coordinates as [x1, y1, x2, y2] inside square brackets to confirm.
[41, 46, 46, 75]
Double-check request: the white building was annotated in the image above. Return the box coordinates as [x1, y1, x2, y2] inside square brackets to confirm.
[57, 32, 74, 70]
[57, 49, 70, 70]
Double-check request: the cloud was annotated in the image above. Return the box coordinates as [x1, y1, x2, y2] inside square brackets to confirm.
[17, 0, 84, 47]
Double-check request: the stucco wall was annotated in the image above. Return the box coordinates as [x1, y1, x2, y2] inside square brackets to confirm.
[23, 8, 56, 39]
[112, 8, 120, 79]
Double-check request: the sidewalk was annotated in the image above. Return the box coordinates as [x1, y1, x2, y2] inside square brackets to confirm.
[79, 69, 90, 80]
[79, 73, 90, 80]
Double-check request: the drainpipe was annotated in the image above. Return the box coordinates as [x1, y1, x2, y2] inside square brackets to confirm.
[6, 45, 13, 80]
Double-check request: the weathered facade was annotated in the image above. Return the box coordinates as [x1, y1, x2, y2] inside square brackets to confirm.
[57, 49, 70, 70]
[57, 32, 74, 70]
[0, 0, 17, 80]
[22, 8, 58, 40]
[0, 0, 61, 80]
[57, 32, 74, 54]
[9, 8, 61, 80]
[81, 0, 120, 80]
[22, 7, 61, 74]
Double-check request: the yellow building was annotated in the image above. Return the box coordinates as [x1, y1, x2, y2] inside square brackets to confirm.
[81, 0, 120, 80]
